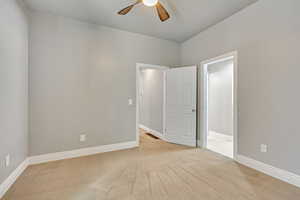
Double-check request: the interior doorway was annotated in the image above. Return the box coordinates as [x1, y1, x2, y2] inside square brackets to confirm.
[200, 52, 237, 159]
[136, 64, 197, 147]
[136, 63, 169, 145]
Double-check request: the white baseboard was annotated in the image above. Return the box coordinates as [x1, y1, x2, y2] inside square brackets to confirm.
[139, 124, 164, 140]
[197, 140, 201, 147]
[0, 159, 29, 199]
[0, 141, 137, 198]
[28, 141, 138, 165]
[209, 131, 233, 141]
[2, 145, 299, 199]
[236, 154, 300, 188]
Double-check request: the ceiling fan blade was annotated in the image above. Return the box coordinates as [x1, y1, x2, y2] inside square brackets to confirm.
[156, 2, 170, 22]
[118, 0, 142, 15]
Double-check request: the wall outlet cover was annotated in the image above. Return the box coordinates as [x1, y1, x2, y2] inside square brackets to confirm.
[80, 134, 86, 142]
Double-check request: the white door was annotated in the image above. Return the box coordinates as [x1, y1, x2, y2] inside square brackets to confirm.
[165, 66, 197, 147]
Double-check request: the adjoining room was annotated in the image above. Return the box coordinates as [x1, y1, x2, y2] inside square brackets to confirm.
[200, 53, 236, 159]
[138, 64, 166, 143]
[207, 58, 234, 158]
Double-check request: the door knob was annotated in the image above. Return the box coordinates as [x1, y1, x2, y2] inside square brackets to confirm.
[192, 109, 196, 112]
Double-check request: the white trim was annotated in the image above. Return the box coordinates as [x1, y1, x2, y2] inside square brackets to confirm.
[236, 154, 300, 188]
[2, 146, 299, 199]
[209, 131, 233, 141]
[163, 71, 167, 135]
[0, 141, 137, 197]
[136, 63, 169, 146]
[0, 159, 29, 199]
[28, 141, 138, 165]
[200, 51, 238, 160]
[139, 124, 164, 140]
[197, 140, 201, 147]
[136, 63, 169, 70]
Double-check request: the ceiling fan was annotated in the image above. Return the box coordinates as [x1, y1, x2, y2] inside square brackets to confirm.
[118, 0, 170, 22]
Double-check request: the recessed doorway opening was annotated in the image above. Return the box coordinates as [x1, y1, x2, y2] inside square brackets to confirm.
[136, 63, 168, 145]
[200, 52, 238, 159]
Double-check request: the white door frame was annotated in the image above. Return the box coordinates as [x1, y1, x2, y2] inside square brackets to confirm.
[136, 63, 169, 146]
[200, 51, 238, 159]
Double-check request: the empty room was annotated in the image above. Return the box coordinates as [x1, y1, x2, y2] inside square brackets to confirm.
[1, 0, 300, 199]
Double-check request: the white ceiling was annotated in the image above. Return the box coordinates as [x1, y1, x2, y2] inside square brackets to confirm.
[23, 0, 258, 42]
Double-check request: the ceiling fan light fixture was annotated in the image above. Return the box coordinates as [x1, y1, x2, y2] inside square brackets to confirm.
[118, 0, 170, 22]
[142, 0, 158, 7]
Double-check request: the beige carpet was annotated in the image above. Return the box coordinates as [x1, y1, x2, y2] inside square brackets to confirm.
[2, 130, 300, 200]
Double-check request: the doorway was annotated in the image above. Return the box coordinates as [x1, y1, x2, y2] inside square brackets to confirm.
[200, 52, 237, 159]
[136, 63, 168, 145]
[136, 64, 198, 147]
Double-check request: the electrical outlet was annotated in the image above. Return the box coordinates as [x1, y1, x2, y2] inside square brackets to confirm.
[261, 144, 268, 153]
[80, 134, 86, 142]
[5, 155, 10, 167]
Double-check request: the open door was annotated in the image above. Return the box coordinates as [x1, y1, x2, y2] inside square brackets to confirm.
[165, 66, 197, 147]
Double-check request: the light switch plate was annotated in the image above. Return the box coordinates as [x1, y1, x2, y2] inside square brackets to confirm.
[128, 98, 133, 106]
[5, 155, 10, 167]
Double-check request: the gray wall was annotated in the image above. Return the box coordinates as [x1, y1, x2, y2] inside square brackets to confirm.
[0, 0, 28, 184]
[139, 69, 164, 134]
[29, 12, 180, 156]
[181, 0, 300, 175]
[208, 60, 233, 136]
